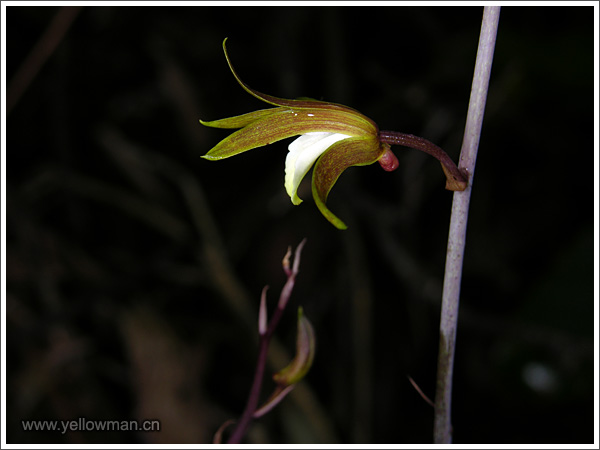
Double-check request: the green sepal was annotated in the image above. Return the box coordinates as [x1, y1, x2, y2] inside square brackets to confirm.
[221, 37, 378, 132]
[312, 136, 385, 230]
[202, 107, 376, 160]
[199, 108, 279, 129]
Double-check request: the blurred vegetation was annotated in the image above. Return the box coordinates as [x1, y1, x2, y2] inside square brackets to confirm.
[5, 6, 594, 444]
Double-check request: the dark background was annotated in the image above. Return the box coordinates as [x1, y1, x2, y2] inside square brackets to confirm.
[5, 6, 595, 444]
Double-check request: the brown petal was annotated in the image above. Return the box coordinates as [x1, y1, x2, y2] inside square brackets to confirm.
[311, 136, 384, 229]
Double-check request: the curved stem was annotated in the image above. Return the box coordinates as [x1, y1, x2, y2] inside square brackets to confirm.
[226, 338, 270, 443]
[433, 6, 501, 444]
[226, 240, 306, 444]
[379, 131, 467, 191]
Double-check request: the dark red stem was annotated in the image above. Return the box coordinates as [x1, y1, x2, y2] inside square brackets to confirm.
[226, 240, 305, 443]
[226, 296, 291, 444]
[378, 131, 468, 191]
[226, 337, 270, 443]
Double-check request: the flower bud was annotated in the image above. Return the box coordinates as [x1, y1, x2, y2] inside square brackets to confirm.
[272, 307, 316, 386]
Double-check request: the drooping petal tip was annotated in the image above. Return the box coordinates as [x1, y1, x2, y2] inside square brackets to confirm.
[311, 136, 386, 230]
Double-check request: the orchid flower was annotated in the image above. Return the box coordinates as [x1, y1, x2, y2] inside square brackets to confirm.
[200, 38, 467, 230]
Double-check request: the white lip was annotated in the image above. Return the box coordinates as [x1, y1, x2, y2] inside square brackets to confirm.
[284, 132, 352, 205]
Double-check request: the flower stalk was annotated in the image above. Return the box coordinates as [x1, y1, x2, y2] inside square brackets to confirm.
[378, 131, 467, 191]
[433, 6, 501, 443]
